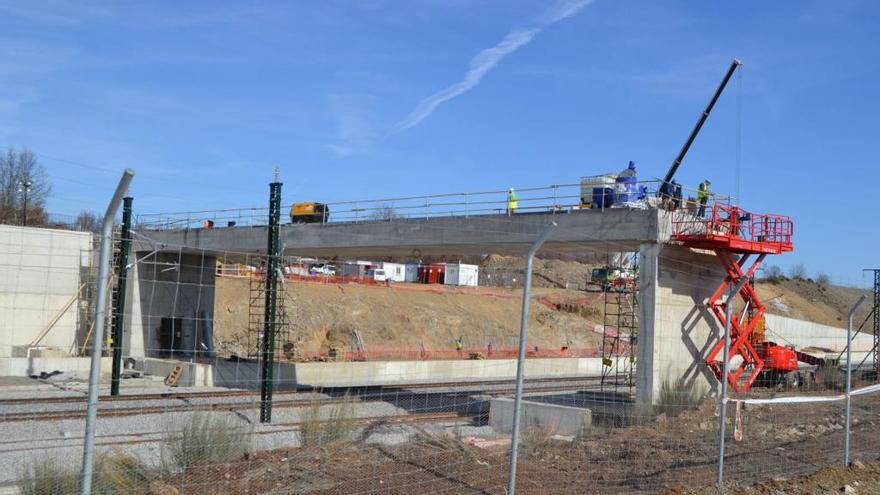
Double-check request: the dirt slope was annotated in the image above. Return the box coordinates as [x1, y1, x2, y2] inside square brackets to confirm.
[214, 277, 604, 358]
[757, 278, 873, 328]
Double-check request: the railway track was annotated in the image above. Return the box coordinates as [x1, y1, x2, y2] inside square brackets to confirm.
[0, 374, 609, 406]
[0, 376, 618, 422]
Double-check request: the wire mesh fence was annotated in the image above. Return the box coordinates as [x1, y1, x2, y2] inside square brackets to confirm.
[1, 188, 877, 494]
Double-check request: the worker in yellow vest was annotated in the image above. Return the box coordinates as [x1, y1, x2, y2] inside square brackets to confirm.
[507, 188, 518, 216]
[697, 179, 711, 217]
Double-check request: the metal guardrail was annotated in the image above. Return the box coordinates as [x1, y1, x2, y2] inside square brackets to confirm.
[134, 180, 736, 230]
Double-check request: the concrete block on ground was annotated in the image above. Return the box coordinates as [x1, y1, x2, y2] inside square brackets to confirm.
[137, 358, 214, 387]
[489, 397, 592, 437]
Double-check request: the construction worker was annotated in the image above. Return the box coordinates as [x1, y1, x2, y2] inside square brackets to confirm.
[697, 179, 711, 217]
[673, 181, 683, 210]
[506, 188, 518, 216]
[659, 180, 674, 210]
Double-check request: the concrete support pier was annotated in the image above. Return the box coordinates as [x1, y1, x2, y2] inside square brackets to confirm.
[636, 244, 726, 411]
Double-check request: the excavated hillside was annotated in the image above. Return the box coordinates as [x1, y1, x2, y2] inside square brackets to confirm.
[213, 256, 872, 359]
[756, 277, 873, 328]
[482, 255, 872, 328]
[213, 277, 605, 358]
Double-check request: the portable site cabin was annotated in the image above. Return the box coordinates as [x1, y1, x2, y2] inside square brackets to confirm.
[380, 262, 407, 282]
[404, 263, 420, 282]
[342, 261, 371, 277]
[444, 263, 479, 287]
[419, 263, 445, 284]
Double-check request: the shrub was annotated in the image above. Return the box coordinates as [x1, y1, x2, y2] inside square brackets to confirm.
[787, 263, 807, 280]
[92, 451, 154, 494]
[163, 413, 252, 471]
[412, 430, 474, 459]
[518, 417, 556, 453]
[818, 362, 842, 390]
[655, 377, 707, 417]
[299, 401, 357, 447]
[762, 265, 785, 283]
[19, 451, 153, 495]
[816, 272, 831, 285]
[19, 458, 77, 495]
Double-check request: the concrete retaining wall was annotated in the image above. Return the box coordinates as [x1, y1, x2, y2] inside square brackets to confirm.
[0, 225, 92, 358]
[764, 314, 871, 352]
[212, 359, 298, 389]
[0, 356, 111, 377]
[489, 397, 592, 437]
[291, 357, 618, 387]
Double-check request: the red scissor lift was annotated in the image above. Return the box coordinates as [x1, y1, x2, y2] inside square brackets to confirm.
[673, 203, 797, 392]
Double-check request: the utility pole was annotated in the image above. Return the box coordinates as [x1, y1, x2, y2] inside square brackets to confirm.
[21, 179, 32, 226]
[259, 168, 282, 423]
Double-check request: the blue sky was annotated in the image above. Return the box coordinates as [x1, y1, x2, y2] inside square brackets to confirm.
[1, 1, 877, 286]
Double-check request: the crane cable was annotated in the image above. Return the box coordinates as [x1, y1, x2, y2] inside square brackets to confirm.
[735, 66, 743, 203]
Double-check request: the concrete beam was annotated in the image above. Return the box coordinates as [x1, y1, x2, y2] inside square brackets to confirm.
[135, 209, 671, 257]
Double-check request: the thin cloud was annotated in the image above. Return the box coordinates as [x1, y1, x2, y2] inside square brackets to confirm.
[391, 0, 593, 133]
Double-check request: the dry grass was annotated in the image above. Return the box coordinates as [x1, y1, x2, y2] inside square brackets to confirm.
[18, 458, 77, 495]
[299, 401, 357, 447]
[19, 451, 153, 495]
[163, 413, 252, 471]
[819, 362, 843, 390]
[655, 377, 707, 418]
[518, 417, 557, 454]
[412, 429, 474, 459]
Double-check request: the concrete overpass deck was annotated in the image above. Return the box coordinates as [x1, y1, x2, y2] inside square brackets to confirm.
[135, 207, 672, 257]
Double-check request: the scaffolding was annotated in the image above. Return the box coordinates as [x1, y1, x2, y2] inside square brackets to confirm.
[600, 252, 638, 392]
[247, 271, 295, 360]
[868, 269, 880, 378]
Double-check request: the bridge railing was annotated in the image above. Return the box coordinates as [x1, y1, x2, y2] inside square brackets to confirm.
[134, 180, 733, 230]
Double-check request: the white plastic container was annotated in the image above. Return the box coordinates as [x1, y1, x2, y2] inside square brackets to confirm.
[580, 174, 617, 206]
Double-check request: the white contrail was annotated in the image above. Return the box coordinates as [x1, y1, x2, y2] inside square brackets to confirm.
[391, 0, 592, 133]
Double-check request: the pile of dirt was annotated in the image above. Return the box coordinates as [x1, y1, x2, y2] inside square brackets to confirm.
[213, 277, 604, 358]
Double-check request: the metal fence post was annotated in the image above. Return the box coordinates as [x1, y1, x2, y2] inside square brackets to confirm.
[717, 276, 749, 487]
[259, 173, 282, 423]
[110, 197, 133, 396]
[80, 169, 134, 495]
[507, 222, 556, 495]
[845, 294, 868, 466]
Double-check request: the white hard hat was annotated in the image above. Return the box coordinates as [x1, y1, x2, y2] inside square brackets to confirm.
[509, 188, 514, 192]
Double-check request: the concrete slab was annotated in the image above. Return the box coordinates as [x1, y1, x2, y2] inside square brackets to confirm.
[489, 397, 592, 437]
